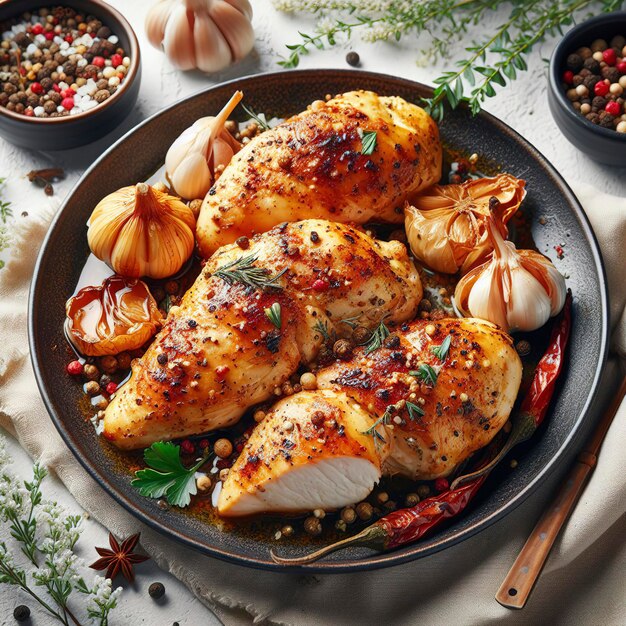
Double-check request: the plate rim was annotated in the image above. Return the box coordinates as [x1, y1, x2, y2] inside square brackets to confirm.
[28, 68, 610, 573]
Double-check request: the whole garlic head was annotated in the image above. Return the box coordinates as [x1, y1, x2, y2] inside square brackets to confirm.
[87, 183, 196, 279]
[454, 217, 566, 333]
[145, 0, 254, 73]
[165, 90, 243, 200]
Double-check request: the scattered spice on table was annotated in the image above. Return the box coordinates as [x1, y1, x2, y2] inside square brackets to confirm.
[27, 166, 65, 195]
[0, 6, 131, 119]
[562, 35, 626, 132]
[89, 532, 149, 582]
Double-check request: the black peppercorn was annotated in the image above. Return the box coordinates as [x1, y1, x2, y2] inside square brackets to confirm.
[346, 51, 360, 67]
[149, 582, 166, 599]
[13, 605, 30, 622]
[602, 66, 620, 83]
[583, 57, 600, 73]
[592, 96, 606, 109]
[583, 75, 599, 91]
[586, 112, 600, 124]
[599, 112, 615, 128]
[572, 74, 584, 87]
[566, 53, 583, 72]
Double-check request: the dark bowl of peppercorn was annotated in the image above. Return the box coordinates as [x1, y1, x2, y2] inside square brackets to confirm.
[548, 12, 626, 165]
[0, 1, 141, 151]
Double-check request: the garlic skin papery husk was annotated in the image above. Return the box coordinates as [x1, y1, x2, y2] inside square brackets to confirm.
[87, 183, 196, 279]
[405, 174, 526, 274]
[145, 0, 254, 73]
[454, 218, 567, 333]
[165, 90, 243, 200]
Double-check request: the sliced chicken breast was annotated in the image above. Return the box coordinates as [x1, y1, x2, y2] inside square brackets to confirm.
[217, 389, 388, 516]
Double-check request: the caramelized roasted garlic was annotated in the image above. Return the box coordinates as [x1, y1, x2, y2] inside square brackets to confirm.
[454, 217, 566, 333]
[87, 183, 196, 279]
[405, 174, 526, 274]
[165, 91, 243, 200]
[65, 276, 164, 356]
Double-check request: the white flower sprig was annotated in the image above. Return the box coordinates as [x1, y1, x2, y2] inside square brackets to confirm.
[0, 436, 122, 626]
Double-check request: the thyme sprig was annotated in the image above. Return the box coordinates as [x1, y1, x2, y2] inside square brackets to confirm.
[410, 363, 439, 386]
[274, 0, 624, 119]
[362, 404, 395, 443]
[241, 103, 271, 131]
[313, 318, 335, 342]
[212, 253, 287, 291]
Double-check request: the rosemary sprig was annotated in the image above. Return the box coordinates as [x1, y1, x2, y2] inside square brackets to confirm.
[313, 318, 335, 342]
[212, 254, 287, 291]
[406, 401, 425, 421]
[362, 320, 390, 355]
[339, 314, 361, 330]
[241, 103, 271, 131]
[410, 363, 439, 386]
[265, 302, 282, 328]
[431, 335, 452, 361]
[362, 404, 395, 443]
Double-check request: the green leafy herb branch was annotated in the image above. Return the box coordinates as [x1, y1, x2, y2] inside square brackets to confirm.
[0, 436, 121, 625]
[0, 177, 13, 270]
[273, 0, 624, 119]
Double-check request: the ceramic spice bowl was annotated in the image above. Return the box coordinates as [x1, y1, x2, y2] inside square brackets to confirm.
[548, 12, 626, 165]
[0, 0, 141, 150]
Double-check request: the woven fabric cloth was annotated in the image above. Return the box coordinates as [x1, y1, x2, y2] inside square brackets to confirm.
[0, 183, 624, 625]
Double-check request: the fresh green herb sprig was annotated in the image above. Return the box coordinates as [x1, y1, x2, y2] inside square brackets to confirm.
[265, 302, 282, 328]
[0, 177, 12, 269]
[274, 0, 625, 119]
[406, 401, 425, 421]
[212, 254, 287, 291]
[132, 442, 212, 508]
[431, 335, 452, 361]
[362, 404, 395, 444]
[360, 130, 377, 155]
[362, 320, 390, 355]
[410, 363, 439, 386]
[241, 103, 271, 131]
[313, 318, 335, 342]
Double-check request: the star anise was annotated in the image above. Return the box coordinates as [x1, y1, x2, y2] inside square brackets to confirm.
[89, 532, 149, 582]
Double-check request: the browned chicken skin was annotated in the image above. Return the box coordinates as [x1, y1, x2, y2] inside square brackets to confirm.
[196, 91, 442, 257]
[103, 219, 421, 449]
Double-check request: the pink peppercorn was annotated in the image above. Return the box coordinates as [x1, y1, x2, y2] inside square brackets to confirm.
[66, 360, 83, 376]
[602, 48, 617, 66]
[45, 31, 54, 41]
[199, 439, 210, 450]
[64, 35, 73, 44]
[32, 23, 44, 35]
[311, 278, 329, 292]
[110, 53, 123, 68]
[617, 61, 626, 74]
[52, 84, 61, 93]
[92, 56, 105, 68]
[215, 365, 229, 381]
[563, 70, 574, 84]
[594, 81, 609, 97]
[30, 82, 44, 95]
[605, 101, 621, 116]
[24, 107, 34, 117]
[180, 439, 195, 456]
[61, 97, 74, 110]
[60, 88, 75, 98]
[434, 477, 449, 493]
[105, 382, 118, 395]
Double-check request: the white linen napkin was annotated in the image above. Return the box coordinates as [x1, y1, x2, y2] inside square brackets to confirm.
[0, 183, 624, 625]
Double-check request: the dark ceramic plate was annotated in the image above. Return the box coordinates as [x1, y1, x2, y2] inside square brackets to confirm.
[29, 70, 609, 572]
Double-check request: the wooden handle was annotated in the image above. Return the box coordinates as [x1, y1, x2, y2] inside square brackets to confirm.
[496, 377, 626, 609]
[495, 459, 591, 608]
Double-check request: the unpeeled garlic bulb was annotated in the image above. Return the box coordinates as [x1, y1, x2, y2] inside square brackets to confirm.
[145, 0, 254, 73]
[454, 217, 566, 332]
[87, 183, 196, 279]
[405, 174, 526, 274]
[165, 90, 243, 200]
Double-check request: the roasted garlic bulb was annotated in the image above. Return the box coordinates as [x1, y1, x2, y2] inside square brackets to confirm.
[87, 183, 196, 279]
[454, 217, 566, 333]
[405, 174, 526, 274]
[165, 91, 243, 200]
[65, 276, 163, 356]
[145, 0, 254, 73]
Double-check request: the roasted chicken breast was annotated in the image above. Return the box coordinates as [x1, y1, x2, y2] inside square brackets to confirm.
[196, 90, 442, 256]
[318, 317, 522, 480]
[103, 219, 421, 449]
[218, 390, 388, 516]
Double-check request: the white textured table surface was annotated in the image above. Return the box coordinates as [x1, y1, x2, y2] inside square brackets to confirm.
[0, 1, 624, 624]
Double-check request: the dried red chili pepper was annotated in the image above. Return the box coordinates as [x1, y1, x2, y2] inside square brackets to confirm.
[271, 292, 572, 565]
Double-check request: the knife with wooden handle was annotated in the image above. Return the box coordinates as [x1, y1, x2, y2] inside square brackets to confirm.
[496, 376, 626, 609]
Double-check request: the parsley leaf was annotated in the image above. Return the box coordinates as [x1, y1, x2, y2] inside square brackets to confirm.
[409, 363, 439, 386]
[431, 335, 451, 361]
[131, 442, 210, 508]
[361, 130, 377, 155]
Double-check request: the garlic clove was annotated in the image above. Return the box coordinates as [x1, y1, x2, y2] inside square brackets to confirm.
[224, 0, 253, 21]
[169, 152, 213, 205]
[145, 0, 176, 49]
[193, 9, 233, 73]
[212, 137, 236, 170]
[504, 267, 553, 332]
[163, 3, 196, 70]
[209, 0, 255, 62]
